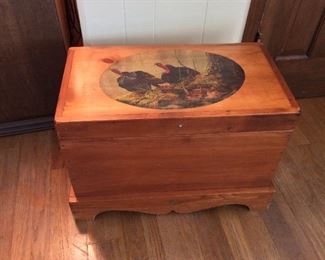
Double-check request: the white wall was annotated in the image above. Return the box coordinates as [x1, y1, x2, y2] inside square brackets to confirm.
[77, 0, 251, 45]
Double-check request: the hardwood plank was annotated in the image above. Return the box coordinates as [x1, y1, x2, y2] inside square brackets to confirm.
[9, 132, 51, 259]
[87, 213, 166, 260]
[217, 207, 254, 259]
[0, 131, 87, 260]
[261, 192, 320, 260]
[120, 213, 149, 260]
[47, 167, 88, 260]
[276, 149, 325, 257]
[239, 210, 281, 259]
[192, 209, 235, 260]
[141, 215, 166, 260]
[0, 135, 21, 259]
[157, 213, 204, 260]
[88, 213, 127, 260]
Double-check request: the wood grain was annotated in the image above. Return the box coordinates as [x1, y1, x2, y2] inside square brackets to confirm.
[0, 0, 67, 123]
[259, 0, 325, 97]
[56, 114, 298, 141]
[0, 97, 324, 259]
[62, 131, 290, 198]
[0, 131, 87, 260]
[55, 43, 299, 123]
[277, 57, 325, 97]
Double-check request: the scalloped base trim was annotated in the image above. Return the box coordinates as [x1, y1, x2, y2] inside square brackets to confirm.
[69, 185, 275, 220]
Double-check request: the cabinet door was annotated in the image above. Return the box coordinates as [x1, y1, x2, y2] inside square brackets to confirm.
[259, 0, 325, 97]
[0, 0, 67, 123]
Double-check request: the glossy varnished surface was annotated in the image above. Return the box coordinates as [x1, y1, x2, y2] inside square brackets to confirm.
[100, 50, 245, 109]
[0, 98, 324, 259]
[63, 131, 289, 198]
[55, 43, 299, 123]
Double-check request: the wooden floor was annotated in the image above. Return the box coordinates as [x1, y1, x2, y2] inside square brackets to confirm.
[0, 97, 325, 260]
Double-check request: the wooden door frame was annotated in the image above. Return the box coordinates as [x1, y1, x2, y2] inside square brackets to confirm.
[242, 0, 267, 42]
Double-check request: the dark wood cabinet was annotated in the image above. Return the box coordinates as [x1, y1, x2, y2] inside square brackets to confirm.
[244, 0, 325, 98]
[0, 0, 68, 126]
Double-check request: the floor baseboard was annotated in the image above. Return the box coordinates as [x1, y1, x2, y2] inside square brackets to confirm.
[0, 116, 54, 137]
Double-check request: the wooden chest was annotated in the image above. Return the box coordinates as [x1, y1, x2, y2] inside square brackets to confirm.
[55, 43, 300, 220]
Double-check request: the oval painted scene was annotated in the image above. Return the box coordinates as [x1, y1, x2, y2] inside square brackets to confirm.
[100, 50, 245, 109]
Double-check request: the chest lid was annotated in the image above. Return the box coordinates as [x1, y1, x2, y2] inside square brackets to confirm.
[55, 43, 299, 135]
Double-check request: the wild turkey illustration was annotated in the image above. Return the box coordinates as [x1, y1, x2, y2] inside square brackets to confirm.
[155, 63, 200, 84]
[110, 68, 163, 93]
[102, 50, 245, 109]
